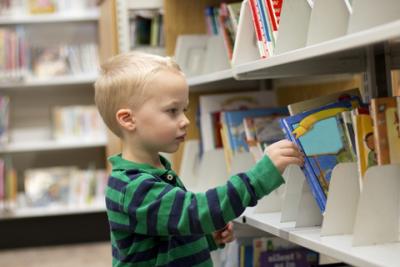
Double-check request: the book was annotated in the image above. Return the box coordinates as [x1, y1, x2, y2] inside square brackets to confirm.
[199, 90, 277, 153]
[340, 110, 357, 159]
[243, 115, 286, 162]
[287, 88, 360, 115]
[370, 97, 400, 165]
[391, 70, 400, 96]
[223, 107, 287, 155]
[259, 247, 319, 267]
[248, 0, 268, 58]
[29, 0, 56, 14]
[227, 2, 242, 35]
[280, 100, 356, 212]
[353, 112, 376, 187]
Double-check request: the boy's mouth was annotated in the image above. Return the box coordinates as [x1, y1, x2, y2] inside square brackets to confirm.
[176, 134, 186, 141]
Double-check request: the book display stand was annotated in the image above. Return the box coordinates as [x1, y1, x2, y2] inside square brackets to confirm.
[353, 164, 400, 246]
[347, 0, 400, 34]
[306, 0, 350, 46]
[274, 0, 312, 55]
[231, 0, 260, 67]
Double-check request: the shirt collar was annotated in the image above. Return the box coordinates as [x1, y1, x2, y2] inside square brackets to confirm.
[108, 153, 172, 177]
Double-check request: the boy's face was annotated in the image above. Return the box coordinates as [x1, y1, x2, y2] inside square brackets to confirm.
[133, 70, 190, 154]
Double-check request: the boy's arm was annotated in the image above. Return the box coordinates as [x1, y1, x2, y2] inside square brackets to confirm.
[109, 155, 284, 236]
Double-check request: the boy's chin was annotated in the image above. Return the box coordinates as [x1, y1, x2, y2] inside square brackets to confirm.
[161, 144, 181, 154]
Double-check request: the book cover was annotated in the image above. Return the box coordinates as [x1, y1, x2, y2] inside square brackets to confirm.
[341, 110, 357, 159]
[370, 97, 400, 165]
[353, 113, 376, 183]
[391, 70, 400, 96]
[199, 90, 277, 152]
[227, 2, 242, 35]
[259, 247, 319, 267]
[280, 100, 356, 212]
[287, 88, 360, 115]
[224, 107, 288, 155]
[243, 115, 286, 162]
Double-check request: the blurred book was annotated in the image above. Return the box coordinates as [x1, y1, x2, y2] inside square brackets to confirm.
[52, 105, 106, 141]
[199, 90, 277, 153]
[370, 97, 400, 165]
[29, 0, 56, 14]
[243, 114, 286, 162]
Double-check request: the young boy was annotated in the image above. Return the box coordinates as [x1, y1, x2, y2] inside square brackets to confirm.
[94, 52, 304, 267]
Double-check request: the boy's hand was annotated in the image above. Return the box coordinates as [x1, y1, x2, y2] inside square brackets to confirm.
[213, 222, 235, 245]
[264, 139, 304, 173]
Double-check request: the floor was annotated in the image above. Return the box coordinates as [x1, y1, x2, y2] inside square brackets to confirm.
[0, 242, 111, 267]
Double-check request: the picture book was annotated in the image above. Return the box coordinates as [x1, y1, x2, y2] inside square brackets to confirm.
[223, 107, 288, 155]
[243, 115, 286, 162]
[370, 97, 400, 165]
[280, 100, 356, 212]
[340, 110, 357, 159]
[287, 88, 360, 115]
[353, 112, 376, 188]
[199, 90, 277, 153]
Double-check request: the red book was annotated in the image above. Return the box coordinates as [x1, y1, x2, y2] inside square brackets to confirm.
[248, 0, 268, 58]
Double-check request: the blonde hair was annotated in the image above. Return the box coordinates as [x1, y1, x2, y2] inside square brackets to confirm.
[94, 51, 181, 137]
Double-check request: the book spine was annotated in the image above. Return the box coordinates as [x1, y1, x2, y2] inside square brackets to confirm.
[279, 118, 326, 212]
[370, 99, 390, 165]
[248, 0, 268, 58]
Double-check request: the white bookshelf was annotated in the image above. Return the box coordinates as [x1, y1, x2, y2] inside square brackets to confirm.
[186, 23, 400, 87]
[0, 74, 98, 89]
[187, 69, 234, 87]
[239, 212, 400, 267]
[233, 20, 400, 80]
[0, 9, 99, 24]
[0, 203, 106, 220]
[0, 138, 107, 153]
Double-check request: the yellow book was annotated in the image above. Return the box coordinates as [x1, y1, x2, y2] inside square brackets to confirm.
[354, 113, 375, 189]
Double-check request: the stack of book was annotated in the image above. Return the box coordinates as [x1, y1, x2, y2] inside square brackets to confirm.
[129, 11, 164, 51]
[204, 2, 242, 60]
[52, 105, 106, 142]
[247, 0, 283, 58]
[23, 166, 107, 208]
[280, 89, 400, 212]
[0, 157, 17, 211]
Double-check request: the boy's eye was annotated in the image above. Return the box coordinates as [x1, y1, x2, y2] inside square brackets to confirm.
[167, 108, 178, 115]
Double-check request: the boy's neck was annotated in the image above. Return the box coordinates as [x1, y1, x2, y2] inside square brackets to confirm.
[121, 144, 163, 169]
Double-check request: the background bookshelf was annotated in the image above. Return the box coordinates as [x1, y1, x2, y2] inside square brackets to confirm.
[0, 0, 109, 248]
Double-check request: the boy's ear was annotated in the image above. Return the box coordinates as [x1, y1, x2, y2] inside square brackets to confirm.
[116, 108, 136, 131]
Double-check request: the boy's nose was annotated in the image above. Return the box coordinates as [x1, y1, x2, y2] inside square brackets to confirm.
[180, 114, 190, 128]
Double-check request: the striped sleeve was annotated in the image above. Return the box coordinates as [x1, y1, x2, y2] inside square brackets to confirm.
[121, 155, 284, 236]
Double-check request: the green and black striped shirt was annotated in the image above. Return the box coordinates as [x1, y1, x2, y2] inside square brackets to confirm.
[106, 154, 284, 267]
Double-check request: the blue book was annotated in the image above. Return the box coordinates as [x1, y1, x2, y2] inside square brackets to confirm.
[223, 107, 288, 154]
[280, 99, 358, 212]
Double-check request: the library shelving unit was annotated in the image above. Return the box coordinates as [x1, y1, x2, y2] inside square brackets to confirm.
[115, 0, 164, 54]
[165, 0, 400, 267]
[0, 3, 109, 248]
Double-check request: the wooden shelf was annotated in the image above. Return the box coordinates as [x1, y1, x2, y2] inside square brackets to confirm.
[0, 203, 106, 220]
[0, 138, 107, 153]
[233, 20, 400, 79]
[0, 10, 99, 24]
